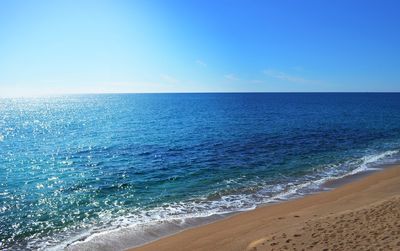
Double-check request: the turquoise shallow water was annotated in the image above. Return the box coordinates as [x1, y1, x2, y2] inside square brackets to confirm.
[1, 93, 400, 250]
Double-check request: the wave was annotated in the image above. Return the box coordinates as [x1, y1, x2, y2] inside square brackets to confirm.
[36, 149, 400, 251]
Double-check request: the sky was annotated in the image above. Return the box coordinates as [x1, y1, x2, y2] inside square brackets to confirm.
[0, 0, 399, 97]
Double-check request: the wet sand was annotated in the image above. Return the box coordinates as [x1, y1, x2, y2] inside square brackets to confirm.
[129, 165, 400, 251]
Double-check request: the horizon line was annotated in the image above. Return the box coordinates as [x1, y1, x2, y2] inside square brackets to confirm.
[1, 91, 400, 99]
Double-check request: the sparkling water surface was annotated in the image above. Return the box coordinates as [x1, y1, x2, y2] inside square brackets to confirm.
[1, 93, 400, 250]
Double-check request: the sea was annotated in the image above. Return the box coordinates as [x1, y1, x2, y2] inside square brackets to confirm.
[1, 93, 400, 250]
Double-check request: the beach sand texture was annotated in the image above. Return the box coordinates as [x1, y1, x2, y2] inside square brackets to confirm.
[130, 166, 400, 251]
[247, 196, 400, 251]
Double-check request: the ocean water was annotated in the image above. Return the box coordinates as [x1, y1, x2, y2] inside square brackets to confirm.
[1, 93, 400, 250]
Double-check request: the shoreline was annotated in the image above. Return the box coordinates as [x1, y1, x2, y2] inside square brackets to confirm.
[64, 158, 400, 251]
[129, 165, 400, 251]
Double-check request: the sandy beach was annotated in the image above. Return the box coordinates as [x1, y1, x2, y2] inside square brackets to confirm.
[130, 165, 400, 251]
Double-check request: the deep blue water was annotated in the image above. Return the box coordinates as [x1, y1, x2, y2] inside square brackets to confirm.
[1, 93, 400, 250]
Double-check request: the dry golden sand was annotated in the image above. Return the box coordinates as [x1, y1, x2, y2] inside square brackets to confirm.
[247, 196, 400, 251]
[130, 166, 400, 251]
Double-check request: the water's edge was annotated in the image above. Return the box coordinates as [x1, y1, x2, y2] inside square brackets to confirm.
[62, 151, 400, 251]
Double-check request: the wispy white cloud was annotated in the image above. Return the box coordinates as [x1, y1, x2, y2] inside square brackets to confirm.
[224, 74, 240, 81]
[0, 81, 167, 97]
[160, 74, 179, 84]
[263, 69, 313, 84]
[195, 59, 207, 67]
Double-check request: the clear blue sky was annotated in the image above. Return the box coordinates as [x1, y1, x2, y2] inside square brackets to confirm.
[0, 0, 399, 96]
